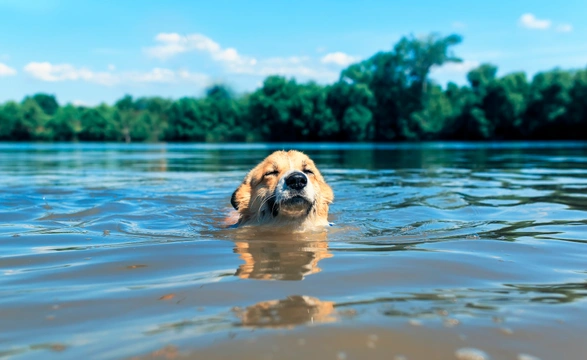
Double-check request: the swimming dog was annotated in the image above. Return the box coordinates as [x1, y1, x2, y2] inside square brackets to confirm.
[230, 150, 333, 229]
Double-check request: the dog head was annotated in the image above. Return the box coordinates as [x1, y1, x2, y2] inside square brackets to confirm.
[234, 295, 336, 328]
[231, 150, 333, 228]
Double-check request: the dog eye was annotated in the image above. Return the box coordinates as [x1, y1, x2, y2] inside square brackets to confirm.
[264, 170, 278, 177]
[303, 169, 314, 175]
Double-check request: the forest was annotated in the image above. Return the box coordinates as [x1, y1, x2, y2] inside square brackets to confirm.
[1, 33, 586, 142]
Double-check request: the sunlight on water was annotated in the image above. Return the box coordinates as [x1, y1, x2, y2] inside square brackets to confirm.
[1, 142, 587, 359]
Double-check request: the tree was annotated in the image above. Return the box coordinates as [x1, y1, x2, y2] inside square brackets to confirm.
[457, 64, 529, 139]
[31, 93, 60, 116]
[338, 33, 463, 141]
[164, 98, 208, 141]
[0, 31, 585, 143]
[565, 68, 587, 138]
[114, 95, 135, 143]
[78, 104, 118, 141]
[12, 98, 49, 140]
[247, 76, 300, 141]
[523, 69, 573, 138]
[394, 33, 463, 94]
[46, 105, 81, 141]
[0, 102, 20, 140]
[326, 81, 374, 141]
[201, 85, 246, 142]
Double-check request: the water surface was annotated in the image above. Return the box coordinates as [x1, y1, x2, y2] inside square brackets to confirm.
[1, 142, 587, 359]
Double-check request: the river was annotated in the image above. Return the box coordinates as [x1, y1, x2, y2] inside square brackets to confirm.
[1, 142, 587, 359]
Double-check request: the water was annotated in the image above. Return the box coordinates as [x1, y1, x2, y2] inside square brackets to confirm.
[1, 142, 587, 360]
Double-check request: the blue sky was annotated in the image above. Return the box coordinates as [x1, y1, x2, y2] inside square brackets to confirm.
[0, 0, 585, 106]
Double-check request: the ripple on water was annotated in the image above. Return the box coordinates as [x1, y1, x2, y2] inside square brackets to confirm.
[1, 143, 587, 359]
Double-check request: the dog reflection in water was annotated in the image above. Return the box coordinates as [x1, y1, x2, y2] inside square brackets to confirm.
[233, 229, 332, 281]
[228, 150, 337, 327]
[230, 229, 336, 327]
[234, 295, 336, 328]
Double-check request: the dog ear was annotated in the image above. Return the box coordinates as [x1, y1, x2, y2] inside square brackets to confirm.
[231, 181, 251, 210]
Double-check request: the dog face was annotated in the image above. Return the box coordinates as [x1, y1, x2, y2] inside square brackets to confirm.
[231, 150, 333, 228]
[234, 295, 336, 328]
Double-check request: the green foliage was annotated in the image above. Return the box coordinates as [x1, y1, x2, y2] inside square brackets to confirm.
[79, 105, 119, 141]
[46, 105, 81, 141]
[17, 98, 49, 140]
[32, 93, 60, 116]
[523, 70, 573, 139]
[567, 69, 587, 137]
[0, 102, 20, 140]
[1, 33, 586, 142]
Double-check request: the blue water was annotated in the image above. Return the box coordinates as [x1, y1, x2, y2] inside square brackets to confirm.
[1, 142, 587, 359]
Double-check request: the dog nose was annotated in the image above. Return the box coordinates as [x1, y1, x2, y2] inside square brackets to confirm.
[285, 172, 307, 190]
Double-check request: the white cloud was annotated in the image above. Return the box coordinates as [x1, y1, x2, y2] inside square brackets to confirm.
[556, 24, 573, 33]
[23, 62, 210, 87]
[228, 56, 337, 81]
[176, 70, 210, 85]
[320, 52, 358, 66]
[519, 13, 551, 30]
[145, 32, 341, 82]
[253, 65, 336, 79]
[23, 62, 118, 85]
[126, 68, 176, 83]
[430, 60, 480, 86]
[431, 60, 480, 76]
[71, 99, 90, 107]
[127, 68, 209, 86]
[0, 62, 17, 77]
[144, 32, 256, 67]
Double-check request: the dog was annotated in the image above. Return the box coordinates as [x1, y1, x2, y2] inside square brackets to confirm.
[230, 150, 333, 230]
[233, 233, 333, 280]
[234, 295, 336, 328]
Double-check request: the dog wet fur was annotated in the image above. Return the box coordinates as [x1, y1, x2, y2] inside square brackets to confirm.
[230, 150, 333, 230]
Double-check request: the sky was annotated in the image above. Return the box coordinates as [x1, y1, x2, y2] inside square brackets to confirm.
[0, 0, 585, 106]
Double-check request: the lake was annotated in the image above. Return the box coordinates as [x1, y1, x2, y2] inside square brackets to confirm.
[1, 142, 587, 360]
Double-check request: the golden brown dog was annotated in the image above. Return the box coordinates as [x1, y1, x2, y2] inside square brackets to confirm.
[234, 295, 336, 328]
[230, 150, 333, 230]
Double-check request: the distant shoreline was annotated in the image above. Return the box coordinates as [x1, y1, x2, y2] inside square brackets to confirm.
[2, 34, 586, 143]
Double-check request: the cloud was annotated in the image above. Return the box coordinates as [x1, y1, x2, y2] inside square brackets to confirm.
[248, 64, 336, 79]
[430, 60, 480, 86]
[126, 68, 209, 85]
[519, 13, 551, 30]
[71, 99, 90, 107]
[144, 32, 256, 67]
[144, 32, 340, 82]
[126, 68, 176, 83]
[228, 56, 338, 81]
[176, 70, 210, 84]
[0, 62, 17, 77]
[556, 24, 573, 33]
[431, 60, 480, 76]
[320, 52, 358, 66]
[23, 62, 210, 86]
[23, 62, 118, 85]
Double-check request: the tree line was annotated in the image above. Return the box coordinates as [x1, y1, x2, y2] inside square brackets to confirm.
[1, 33, 586, 142]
